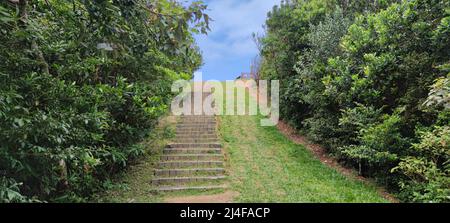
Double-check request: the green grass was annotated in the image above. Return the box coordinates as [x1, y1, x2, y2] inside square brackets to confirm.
[219, 114, 388, 203]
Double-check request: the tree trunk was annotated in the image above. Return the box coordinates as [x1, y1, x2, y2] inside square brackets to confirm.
[19, 0, 50, 75]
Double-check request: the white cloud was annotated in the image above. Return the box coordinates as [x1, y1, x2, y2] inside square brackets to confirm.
[194, 0, 279, 61]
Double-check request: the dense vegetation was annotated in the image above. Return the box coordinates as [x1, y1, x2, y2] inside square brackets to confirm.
[259, 0, 449, 202]
[0, 0, 208, 202]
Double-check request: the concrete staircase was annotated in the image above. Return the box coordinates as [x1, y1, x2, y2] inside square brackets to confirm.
[152, 102, 227, 192]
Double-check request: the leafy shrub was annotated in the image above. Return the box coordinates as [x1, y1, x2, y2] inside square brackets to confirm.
[0, 0, 208, 202]
[259, 0, 450, 202]
[393, 126, 450, 202]
[424, 74, 450, 109]
[0, 177, 28, 203]
[340, 113, 403, 176]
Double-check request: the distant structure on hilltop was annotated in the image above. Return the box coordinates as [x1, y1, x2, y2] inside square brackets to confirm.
[237, 56, 261, 80]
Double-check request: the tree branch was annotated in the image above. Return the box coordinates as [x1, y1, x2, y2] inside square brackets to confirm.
[18, 0, 50, 75]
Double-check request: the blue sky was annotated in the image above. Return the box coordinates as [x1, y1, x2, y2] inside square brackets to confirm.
[188, 0, 280, 80]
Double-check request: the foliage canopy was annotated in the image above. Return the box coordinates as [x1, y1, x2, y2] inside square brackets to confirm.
[259, 0, 449, 202]
[0, 0, 208, 202]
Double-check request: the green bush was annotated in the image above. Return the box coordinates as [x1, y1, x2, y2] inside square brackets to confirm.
[393, 126, 450, 202]
[0, 0, 208, 202]
[260, 0, 450, 202]
[340, 113, 404, 176]
[0, 177, 28, 203]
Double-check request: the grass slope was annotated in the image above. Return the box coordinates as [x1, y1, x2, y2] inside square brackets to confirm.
[219, 114, 388, 203]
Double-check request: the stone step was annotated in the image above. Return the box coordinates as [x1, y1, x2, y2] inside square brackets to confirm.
[154, 168, 225, 177]
[177, 123, 216, 126]
[177, 119, 217, 125]
[177, 120, 215, 123]
[174, 136, 217, 140]
[176, 127, 216, 132]
[167, 143, 222, 148]
[178, 118, 216, 121]
[176, 128, 216, 132]
[177, 121, 216, 124]
[175, 129, 216, 136]
[176, 128, 216, 131]
[178, 121, 216, 124]
[176, 125, 217, 131]
[158, 161, 224, 168]
[175, 133, 217, 137]
[178, 120, 216, 124]
[180, 115, 215, 117]
[152, 112, 225, 193]
[179, 117, 216, 120]
[154, 185, 228, 192]
[178, 116, 217, 122]
[179, 115, 216, 120]
[174, 136, 219, 140]
[177, 124, 216, 128]
[177, 124, 216, 127]
[160, 154, 223, 161]
[151, 175, 226, 185]
[176, 130, 216, 134]
[173, 139, 219, 143]
[163, 148, 222, 154]
[175, 137, 218, 140]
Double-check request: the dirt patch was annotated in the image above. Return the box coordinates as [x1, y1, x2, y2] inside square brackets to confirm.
[276, 120, 398, 203]
[164, 191, 239, 203]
